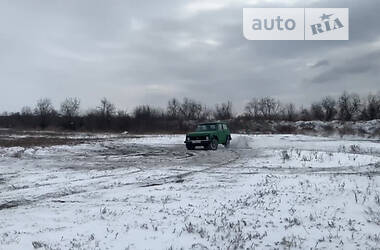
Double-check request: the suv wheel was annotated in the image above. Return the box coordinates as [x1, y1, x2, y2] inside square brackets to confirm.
[209, 138, 218, 150]
[186, 144, 195, 150]
[224, 138, 230, 148]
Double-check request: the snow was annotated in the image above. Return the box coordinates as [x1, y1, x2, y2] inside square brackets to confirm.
[128, 134, 185, 145]
[0, 134, 379, 249]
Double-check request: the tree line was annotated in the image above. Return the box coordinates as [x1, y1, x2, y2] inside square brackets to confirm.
[0, 92, 379, 133]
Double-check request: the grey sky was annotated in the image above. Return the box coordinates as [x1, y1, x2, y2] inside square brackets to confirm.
[0, 0, 379, 113]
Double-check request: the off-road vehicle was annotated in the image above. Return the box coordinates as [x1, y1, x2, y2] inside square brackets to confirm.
[184, 122, 232, 150]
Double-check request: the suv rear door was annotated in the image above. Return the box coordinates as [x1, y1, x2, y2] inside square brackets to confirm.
[216, 124, 227, 143]
[222, 124, 230, 142]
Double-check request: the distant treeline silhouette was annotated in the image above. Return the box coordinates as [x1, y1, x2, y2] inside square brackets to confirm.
[0, 92, 379, 133]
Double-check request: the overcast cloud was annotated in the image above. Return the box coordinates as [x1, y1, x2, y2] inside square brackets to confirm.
[0, 0, 379, 113]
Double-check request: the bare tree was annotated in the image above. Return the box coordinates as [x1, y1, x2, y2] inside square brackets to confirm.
[34, 98, 55, 128]
[351, 94, 361, 120]
[338, 92, 350, 121]
[93, 98, 116, 129]
[364, 94, 380, 120]
[60, 97, 80, 130]
[337, 92, 361, 121]
[283, 103, 296, 121]
[245, 97, 281, 119]
[60, 97, 80, 117]
[299, 107, 311, 121]
[134, 105, 161, 119]
[200, 106, 213, 121]
[167, 98, 181, 119]
[310, 103, 324, 120]
[258, 97, 281, 119]
[214, 101, 233, 120]
[321, 96, 337, 121]
[245, 98, 260, 118]
[133, 105, 163, 131]
[98, 98, 115, 118]
[180, 98, 204, 120]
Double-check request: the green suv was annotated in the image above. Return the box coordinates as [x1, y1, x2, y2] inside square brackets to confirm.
[184, 122, 232, 150]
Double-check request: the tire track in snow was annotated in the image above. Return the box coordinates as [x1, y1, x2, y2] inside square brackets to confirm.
[0, 144, 237, 209]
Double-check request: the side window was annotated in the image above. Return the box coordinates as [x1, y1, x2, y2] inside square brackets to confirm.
[223, 124, 227, 130]
[218, 124, 223, 131]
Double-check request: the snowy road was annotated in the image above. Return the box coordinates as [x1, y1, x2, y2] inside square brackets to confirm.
[0, 134, 380, 249]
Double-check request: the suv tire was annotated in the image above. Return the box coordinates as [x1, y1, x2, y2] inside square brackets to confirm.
[209, 138, 218, 150]
[186, 144, 195, 150]
[224, 138, 230, 148]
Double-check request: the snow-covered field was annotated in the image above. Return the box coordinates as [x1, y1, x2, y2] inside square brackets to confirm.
[1, 134, 380, 249]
